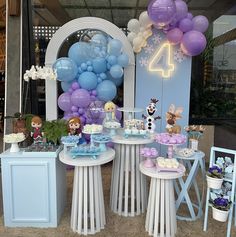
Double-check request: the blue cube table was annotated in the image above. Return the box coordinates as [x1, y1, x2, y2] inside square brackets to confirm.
[0, 147, 67, 227]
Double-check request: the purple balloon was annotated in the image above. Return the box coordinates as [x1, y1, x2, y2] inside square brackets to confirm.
[71, 89, 91, 108]
[192, 15, 209, 33]
[90, 95, 97, 101]
[91, 90, 97, 96]
[71, 105, 78, 112]
[71, 82, 80, 90]
[187, 12, 193, 20]
[180, 30, 207, 56]
[179, 18, 193, 32]
[148, 0, 176, 27]
[167, 28, 183, 44]
[175, 0, 188, 22]
[80, 116, 86, 125]
[58, 92, 72, 112]
[68, 88, 73, 94]
[72, 112, 79, 117]
[115, 107, 122, 121]
[78, 108, 85, 115]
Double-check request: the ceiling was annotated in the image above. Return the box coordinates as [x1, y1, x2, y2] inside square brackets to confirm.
[32, 0, 236, 27]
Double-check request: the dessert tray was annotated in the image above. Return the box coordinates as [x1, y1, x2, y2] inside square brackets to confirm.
[175, 148, 195, 158]
[156, 157, 183, 173]
[61, 135, 81, 145]
[70, 145, 101, 159]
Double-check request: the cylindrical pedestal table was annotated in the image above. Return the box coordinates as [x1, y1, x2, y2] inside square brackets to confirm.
[140, 161, 185, 237]
[110, 134, 154, 216]
[59, 148, 115, 235]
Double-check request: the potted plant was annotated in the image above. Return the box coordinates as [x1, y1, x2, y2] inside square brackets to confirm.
[210, 197, 231, 222]
[43, 119, 68, 145]
[206, 165, 223, 189]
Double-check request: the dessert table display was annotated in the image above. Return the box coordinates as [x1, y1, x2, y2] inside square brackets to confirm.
[140, 160, 185, 237]
[174, 149, 206, 221]
[0, 146, 66, 227]
[110, 132, 154, 216]
[59, 148, 115, 235]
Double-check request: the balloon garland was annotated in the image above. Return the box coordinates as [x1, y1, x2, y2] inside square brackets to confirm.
[127, 0, 209, 56]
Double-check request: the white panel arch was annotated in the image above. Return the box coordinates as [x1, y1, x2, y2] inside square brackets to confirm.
[45, 17, 135, 120]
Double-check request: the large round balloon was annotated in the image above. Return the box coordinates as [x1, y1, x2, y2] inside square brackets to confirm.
[192, 15, 209, 33]
[110, 65, 124, 79]
[180, 30, 207, 56]
[106, 72, 123, 87]
[175, 0, 188, 22]
[167, 28, 183, 44]
[78, 71, 98, 90]
[71, 89, 91, 108]
[127, 19, 140, 33]
[96, 80, 117, 102]
[147, 0, 176, 27]
[53, 57, 77, 82]
[107, 39, 122, 56]
[68, 42, 91, 66]
[139, 11, 152, 28]
[61, 80, 75, 92]
[86, 100, 105, 120]
[91, 33, 107, 47]
[58, 92, 72, 112]
[179, 18, 193, 32]
[92, 58, 107, 73]
[117, 53, 129, 67]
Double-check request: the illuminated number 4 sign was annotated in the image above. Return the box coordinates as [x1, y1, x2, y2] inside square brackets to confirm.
[148, 43, 175, 78]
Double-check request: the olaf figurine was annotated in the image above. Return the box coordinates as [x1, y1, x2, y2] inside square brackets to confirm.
[142, 98, 161, 133]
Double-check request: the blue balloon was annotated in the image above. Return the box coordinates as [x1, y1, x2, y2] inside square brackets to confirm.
[96, 80, 117, 102]
[68, 42, 91, 66]
[53, 57, 77, 82]
[106, 72, 123, 87]
[117, 53, 129, 67]
[110, 65, 124, 79]
[92, 58, 107, 74]
[108, 39, 122, 56]
[91, 33, 108, 47]
[78, 71, 98, 90]
[107, 55, 117, 65]
[61, 80, 75, 92]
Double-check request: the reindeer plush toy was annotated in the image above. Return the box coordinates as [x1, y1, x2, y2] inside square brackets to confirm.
[142, 98, 161, 133]
[166, 104, 183, 134]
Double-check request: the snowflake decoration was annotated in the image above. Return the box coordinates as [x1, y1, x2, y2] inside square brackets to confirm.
[144, 44, 154, 54]
[152, 34, 162, 44]
[174, 49, 187, 63]
[139, 57, 149, 67]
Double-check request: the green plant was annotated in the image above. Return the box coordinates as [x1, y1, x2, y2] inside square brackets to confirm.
[43, 119, 68, 145]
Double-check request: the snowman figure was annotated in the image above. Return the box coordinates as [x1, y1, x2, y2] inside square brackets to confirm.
[142, 98, 161, 133]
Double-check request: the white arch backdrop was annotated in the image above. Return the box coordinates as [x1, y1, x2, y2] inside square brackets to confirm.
[45, 17, 135, 120]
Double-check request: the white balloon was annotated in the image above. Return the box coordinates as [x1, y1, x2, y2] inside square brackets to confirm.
[133, 36, 144, 48]
[127, 19, 140, 33]
[140, 26, 146, 32]
[133, 46, 142, 53]
[143, 28, 153, 40]
[139, 11, 152, 28]
[127, 32, 137, 44]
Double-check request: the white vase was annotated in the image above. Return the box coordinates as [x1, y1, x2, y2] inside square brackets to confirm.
[10, 142, 20, 153]
[206, 175, 223, 189]
[212, 206, 229, 222]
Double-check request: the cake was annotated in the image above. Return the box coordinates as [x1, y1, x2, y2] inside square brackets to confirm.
[83, 124, 103, 133]
[156, 157, 179, 169]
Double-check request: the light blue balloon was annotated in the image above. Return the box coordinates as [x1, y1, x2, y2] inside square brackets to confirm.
[107, 55, 117, 65]
[117, 53, 129, 67]
[108, 39, 122, 56]
[96, 80, 117, 102]
[68, 42, 91, 66]
[78, 71, 98, 90]
[53, 57, 77, 82]
[106, 72, 123, 87]
[110, 64, 124, 79]
[91, 33, 108, 47]
[92, 58, 107, 74]
[61, 80, 75, 92]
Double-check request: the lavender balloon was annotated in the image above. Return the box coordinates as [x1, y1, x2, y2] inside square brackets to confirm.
[148, 0, 176, 27]
[167, 28, 183, 44]
[180, 30, 207, 56]
[187, 12, 193, 20]
[58, 92, 72, 112]
[71, 82, 80, 90]
[175, 0, 188, 22]
[71, 89, 91, 108]
[192, 15, 209, 33]
[179, 18, 193, 32]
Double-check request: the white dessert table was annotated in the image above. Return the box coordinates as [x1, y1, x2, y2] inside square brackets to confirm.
[110, 134, 154, 216]
[174, 151, 205, 221]
[59, 148, 115, 235]
[140, 161, 185, 237]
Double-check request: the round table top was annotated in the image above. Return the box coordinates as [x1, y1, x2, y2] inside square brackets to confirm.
[112, 133, 154, 145]
[117, 107, 144, 113]
[174, 150, 205, 161]
[59, 148, 115, 167]
[139, 161, 185, 179]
